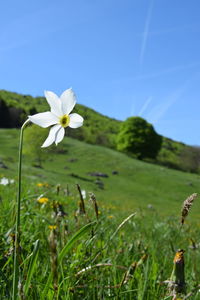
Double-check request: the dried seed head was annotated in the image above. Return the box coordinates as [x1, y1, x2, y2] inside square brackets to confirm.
[89, 193, 99, 220]
[181, 193, 198, 225]
[56, 184, 61, 195]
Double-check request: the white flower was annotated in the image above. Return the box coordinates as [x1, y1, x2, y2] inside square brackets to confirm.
[0, 177, 9, 185]
[0, 177, 15, 185]
[81, 190, 86, 199]
[29, 88, 84, 148]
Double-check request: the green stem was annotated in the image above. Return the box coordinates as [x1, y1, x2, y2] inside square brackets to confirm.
[12, 119, 29, 300]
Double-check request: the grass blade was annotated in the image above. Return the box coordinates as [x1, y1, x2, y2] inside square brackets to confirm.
[58, 221, 96, 263]
[24, 239, 40, 296]
[110, 213, 136, 241]
[41, 221, 96, 299]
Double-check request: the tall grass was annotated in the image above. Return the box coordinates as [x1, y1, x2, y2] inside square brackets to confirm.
[1, 179, 200, 299]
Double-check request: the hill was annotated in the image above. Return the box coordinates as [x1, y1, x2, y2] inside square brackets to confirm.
[0, 89, 120, 148]
[0, 89, 200, 173]
[0, 128, 199, 218]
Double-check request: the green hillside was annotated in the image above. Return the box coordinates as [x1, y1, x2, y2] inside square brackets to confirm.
[0, 89, 199, 173]
[1, 129, 200, 299]
[0, 128, 199, 218]
[0, 89, 120, 149]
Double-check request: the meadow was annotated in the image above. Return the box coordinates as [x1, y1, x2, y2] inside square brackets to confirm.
[1, 128, 200, 299]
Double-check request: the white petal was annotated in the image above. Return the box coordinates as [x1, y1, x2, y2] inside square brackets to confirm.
[60, 88, 76, 115]
[41, 124, 61, 148]
[0, 178, 9, 185]
[44, 90, 62, 116]
[68, 113, 84, 128]
[55, 127, 65, 145]
[29, 112, 58, 128]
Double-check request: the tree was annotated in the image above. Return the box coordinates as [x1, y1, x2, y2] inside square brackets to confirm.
[116, 116, 162, 159]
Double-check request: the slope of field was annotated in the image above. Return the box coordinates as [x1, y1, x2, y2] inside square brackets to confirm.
[0, 128, 199, 218]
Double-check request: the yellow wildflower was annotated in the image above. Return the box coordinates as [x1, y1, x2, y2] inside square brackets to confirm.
[37, 197, 49, 204]
[37, 183, 43, 187]
[37, 183, 49, 188]
[49, 225, 57, 230]
[108, 215, 114, 219]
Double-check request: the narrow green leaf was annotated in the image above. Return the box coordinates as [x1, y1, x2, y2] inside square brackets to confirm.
[110, 213, 136, 241]
[41, 273, 53, 300]
[41, 221, 96, 300]
[24, 239, 40, 296]
[58, 221, 96, 263]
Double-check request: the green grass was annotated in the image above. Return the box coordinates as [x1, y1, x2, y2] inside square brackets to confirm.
[0, 128, 199, 217]
[1, 128, 200, 299]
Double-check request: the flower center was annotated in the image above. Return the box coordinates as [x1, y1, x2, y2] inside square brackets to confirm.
[59, 114, 70, 128]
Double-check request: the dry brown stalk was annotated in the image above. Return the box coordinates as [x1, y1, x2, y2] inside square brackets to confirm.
[49, 228, 58, 293]
[165, 249, 186, 299]
[76, 184, 86, 215]
[89, 193, 99, 220]
[173, 249, 185, 293]
[181, 193, 198, 225]
[56, 184, 61, 195]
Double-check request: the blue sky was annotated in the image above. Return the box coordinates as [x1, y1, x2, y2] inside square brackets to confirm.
[1, 0, 200, 145]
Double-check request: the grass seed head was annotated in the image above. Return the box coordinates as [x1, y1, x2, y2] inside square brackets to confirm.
[56, 184, 61, 195]
[181, 193, 198, 225]
[89, 193, 99, 220]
